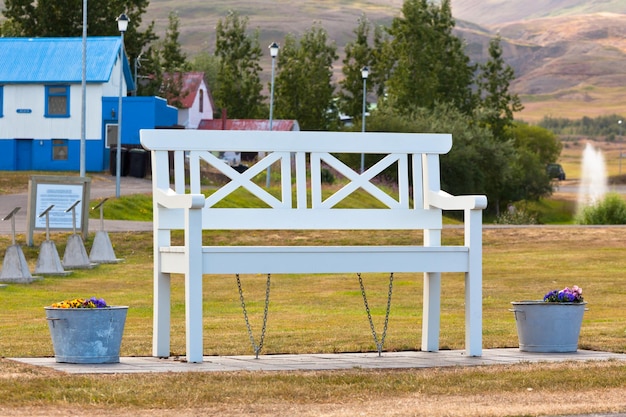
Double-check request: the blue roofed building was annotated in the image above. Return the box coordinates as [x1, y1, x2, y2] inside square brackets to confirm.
[0, 37, 178, 172]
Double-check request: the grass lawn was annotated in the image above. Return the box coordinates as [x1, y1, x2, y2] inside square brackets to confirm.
[1, 226, 626, 416]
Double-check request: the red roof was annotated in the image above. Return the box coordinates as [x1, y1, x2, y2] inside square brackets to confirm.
[197, 119, 299, 131]
[163, 71, 214, 110]
[179, 72, 205, 109]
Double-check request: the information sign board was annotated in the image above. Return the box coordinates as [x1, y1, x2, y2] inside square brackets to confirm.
[26, 176, 91, 246]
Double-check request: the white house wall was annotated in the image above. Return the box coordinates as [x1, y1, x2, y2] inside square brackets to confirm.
[178, 108, 190, 128]
[185, 79, 213, 129]
[102, 56, 128, 98]
[0, 84, 106, 140]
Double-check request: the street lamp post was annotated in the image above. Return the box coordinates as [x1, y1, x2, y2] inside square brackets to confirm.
[115, 13, 129, 198]
[360, 66, 369, 174]
[80, 0, 87, 177]
[619, 120, 623, 176]
[266, 42, 279, 188]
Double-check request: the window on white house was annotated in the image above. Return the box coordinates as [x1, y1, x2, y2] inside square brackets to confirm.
[45, 85, 70, 117]
[199, 89, 204, 113]
[106, 124, 119, 148]
[52, 139, 68, 160]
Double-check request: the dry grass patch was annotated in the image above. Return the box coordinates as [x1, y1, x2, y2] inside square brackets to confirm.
[2, 360, 626, 416]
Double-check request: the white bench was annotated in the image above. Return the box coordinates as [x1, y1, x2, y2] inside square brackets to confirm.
[140, 129, 487, 363]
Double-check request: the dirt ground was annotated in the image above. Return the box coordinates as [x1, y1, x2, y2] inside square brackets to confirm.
[3, 388, 626, 417]
[2, 359, 626, 417]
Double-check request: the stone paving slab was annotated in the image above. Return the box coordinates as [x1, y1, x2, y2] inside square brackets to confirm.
[10, 348, 626, 374]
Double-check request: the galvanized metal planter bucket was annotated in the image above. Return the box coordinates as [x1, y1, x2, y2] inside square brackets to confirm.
[44, 306, 128, 363]
[510, 301, 587, 353]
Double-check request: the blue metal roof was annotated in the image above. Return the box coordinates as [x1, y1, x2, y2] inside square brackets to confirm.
[0, 37, 135, 90]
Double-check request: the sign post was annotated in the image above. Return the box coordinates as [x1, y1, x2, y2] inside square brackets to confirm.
[26, 176, 91, 246]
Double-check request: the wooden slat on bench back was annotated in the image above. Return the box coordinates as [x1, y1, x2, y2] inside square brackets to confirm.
[141, 130, 452, 231]
[141, 130, 452, 153]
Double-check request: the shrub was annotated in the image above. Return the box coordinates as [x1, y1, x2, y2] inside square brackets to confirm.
[321, 168, 335, 184]
[494, 206, 537, 225]
[576, 192, 626, 225]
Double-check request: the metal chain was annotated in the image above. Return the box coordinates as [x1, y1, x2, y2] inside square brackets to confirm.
[358, 272, 394, 357]
[236, 273, 271, 359]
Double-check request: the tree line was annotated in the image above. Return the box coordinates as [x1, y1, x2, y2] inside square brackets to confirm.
[538, 114, 626, 139]
[1, 0, 562, 215]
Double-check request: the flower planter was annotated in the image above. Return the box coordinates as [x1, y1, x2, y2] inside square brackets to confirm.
[510, 301, 587, 353]
[45, 306, 128, 363]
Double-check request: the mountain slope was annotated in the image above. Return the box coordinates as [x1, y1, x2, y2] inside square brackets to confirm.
[499, 13, 626, 93]
[450, 0, 626, 25]
[142, 1, 626, 122]
[146, 0, 404, 55]
[484, 13, 626, 121]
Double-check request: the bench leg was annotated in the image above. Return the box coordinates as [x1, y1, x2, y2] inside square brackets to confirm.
[421, 271, 441, 352]
[186, 270, 203, 363]
[185, 209, 204, 363]
[465, 270, 482, 356]
[153, 270, 171, 358]
[465, 208, 483, 356]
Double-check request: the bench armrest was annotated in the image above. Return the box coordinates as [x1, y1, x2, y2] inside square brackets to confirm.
[427, 190, 487, 211]
[155, 189, 206, 210]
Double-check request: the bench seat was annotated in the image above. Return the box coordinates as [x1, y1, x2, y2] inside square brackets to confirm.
[159, 245, 470, 274]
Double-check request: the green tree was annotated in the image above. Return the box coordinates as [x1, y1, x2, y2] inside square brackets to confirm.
[191, 52, 220, 93]
[366, 103, 558, 214]
[512, 123, 562, 166]
[338, 14, 373, 120]
[213, 11, 264, 118]
[158, 11, 190, 107]
[477, 122, 560, 213]
[366, 103, 514, 208]
[0, 17, 23, 36]
[538, 114, 626, 137]
[490, 122, 561, 210]
[274, 23, 338, 131]
[136, 45, 162, 96]
[503, 148, 553, 206]
[1, 0, 157, 71]
[161, 11, 189, 72]
[476, 35, 524, 141]
[369, 25, 394, 100]
[383, 0, 475, 115]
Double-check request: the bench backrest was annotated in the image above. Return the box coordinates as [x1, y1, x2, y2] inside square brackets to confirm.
[140, 130, 456, 232]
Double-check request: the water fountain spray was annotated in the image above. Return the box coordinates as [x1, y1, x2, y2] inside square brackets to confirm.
[577, 143, 608, 212]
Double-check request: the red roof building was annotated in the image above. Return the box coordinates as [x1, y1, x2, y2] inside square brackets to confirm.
[197, 118, 299, 131]
[165, 72, 215, 129]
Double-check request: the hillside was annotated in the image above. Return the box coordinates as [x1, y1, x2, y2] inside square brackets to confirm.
[455, 12, 626, 122]
[142, 0, 626, 123]
[145, 0, 404, 56]
[1, 0, 625, 123]
[450, 0, 626, 26]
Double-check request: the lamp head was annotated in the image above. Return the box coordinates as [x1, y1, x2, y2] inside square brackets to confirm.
[361, 66, 369, 79]
[117, 13, 130, 32]
[269, 42, 279, 58]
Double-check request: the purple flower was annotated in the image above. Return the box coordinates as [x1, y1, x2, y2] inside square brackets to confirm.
[83, 297, 109, 308]
[543, 286, 584, 303]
